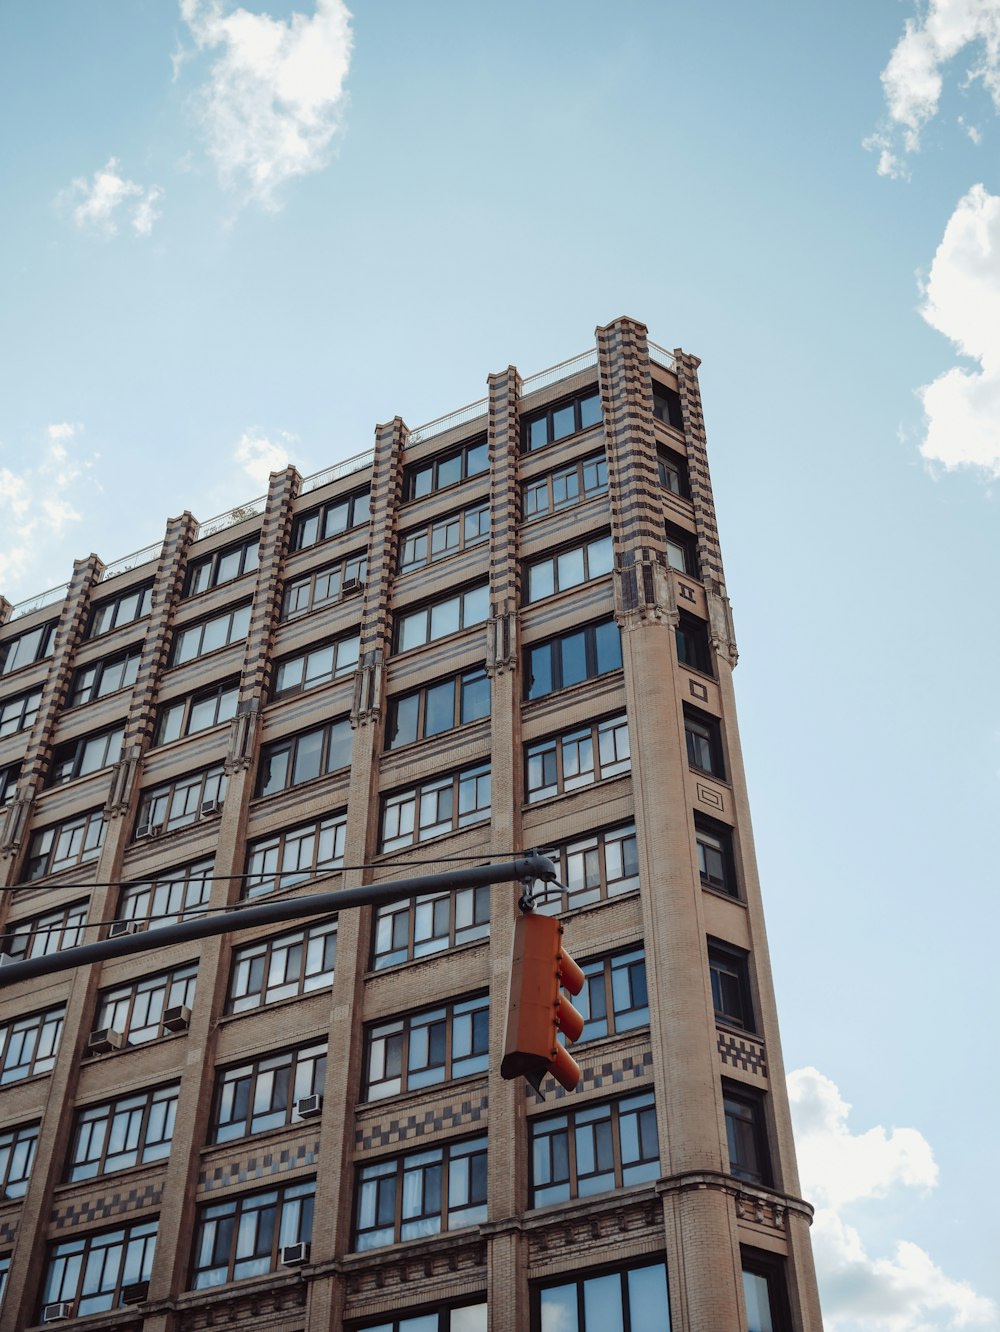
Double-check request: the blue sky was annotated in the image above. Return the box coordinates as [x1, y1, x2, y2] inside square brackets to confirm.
[1, 3, 999, 1326]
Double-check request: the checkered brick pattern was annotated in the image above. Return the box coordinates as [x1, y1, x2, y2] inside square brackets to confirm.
[488, 366, 521, 621]
[0, 1216, 18, 1247]
[356, 1089, 489, 1151]
[51, 1179, 163, 1228]
[238, 466, 300, 706]
[717, 1030, 768, 1077]
[529, 1048, 654, 1107]
[197, 1139, 320, 1193]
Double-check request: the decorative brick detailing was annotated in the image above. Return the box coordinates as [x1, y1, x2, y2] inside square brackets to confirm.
[352, 653, 384, 726]
[175, 1280, 307, 1331]
[0, 1215, 18, 1247]
[528, 1048, 653, 1107]
[226, 700, 260, 772]
[673, 351, 726, 593]
[614, 555, 677, 628]
[356, 1088, 489, 1151]
[197, 1140, 321, 1194]
[695, 781, 725, 811]
[486, 611, 516, 676]
[525, 1193, 662, 1269]
[488, 366, 521, 616]
[106, 745, 142, 815]
[51, 1179, 163, 1228]
[361, 418, 406, 660]
[238, 465, 300, 705]
[689, 679, 709, 701]
[717, 1030, 768, 1078]
[735, 1189, 787, 1231]
[0, 794, 32, 856]
[341, 1232, 486, 1300]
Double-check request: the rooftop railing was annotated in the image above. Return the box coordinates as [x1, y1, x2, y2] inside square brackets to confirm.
[648, 342, 676, 372]
[194, 496, 267, 543]
[520, 348, 598, 400]
[101, 543, 162, 583]
[301, 449, 375, 495]
[408, 397, 488, 447]
[9, 583, 70, 620]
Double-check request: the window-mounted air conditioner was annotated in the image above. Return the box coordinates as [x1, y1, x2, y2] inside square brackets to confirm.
[108, 920, 143, 940]
[134, 821, 162, 840]
[41, 1304, 74, 1325]
[294, 1093, 323, 1119]
[341, 577, 363, 596]
[87, 1028, 123, 1054]
[162, 1004, 191, 1033]
[280, 1242, 310, 1267]
[200, 798, 223, 817]
[121, 1280, 149, 1306]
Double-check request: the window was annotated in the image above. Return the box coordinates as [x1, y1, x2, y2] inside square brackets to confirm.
[293, 487, 371, 550]
[708, 941, 755, 1033]
[117, 858, 213, 929]
[244, 813, 347, 899]
[25, 809, 106, 880]
[365, 995, 489, 1100]
[0, 761, 19, 806]
[531, 1092, 659, 1207]
[272, 633, 360, 696]
[186, 535, 260, 596]
[256, 718, 352, 798]
[526, 714, 631, 803]
[525, 534, 614, 604]
[742, 1251, 790, 1332]
[684, 706, 724, 778]
[523, 388, 602, 453]
[665, 523, 697, 576]
[573, 949, 649, 1042]
[395, 583, 489, 653]
[373, 884, 489, 969]
[724, 1085, 772, 1187]
[94, 962, 197, 1047]
[192, 1180, 314, 1288]
[281, 552, 367, 620]
[657, 446, 689, 497]
[536, 824, 640, 913]
[523, 452, 608, 520]
[354, 1303, 487, 1332]
[0, 1121, 39, 1198]
[525, 619, 622, 700]
[170, 604, 251, 666]
[399, 502, 490, 573]
[0, 1254, 8, 1306]
[226, 918, 337, 1013]
[355, 1136, 487, 1250]
[135, 764, 228, 836]
[155, 679, 239, 745]
[42, 1220, 157, 1317]
[87, 584, 152, 639]
[66, 1084, 179, 1181]
[652, 383, 684, 432]
[386, 669, 490, 749]
[403, 437, 488, 501]
[212, 1041, 326, 1143]
[2, 900, 87, 962]
[0, 686, 42, 737]
[0, 1005, 64, 1084]
[695, 815, 737, 896]
[69, 646, 141, 707]
[535, 1261, 671, 1331]
[0, 621, 56, 675]
[675, 613, 712, 675]
[380, 763, 491, 852]
[47, 724, 125, 785]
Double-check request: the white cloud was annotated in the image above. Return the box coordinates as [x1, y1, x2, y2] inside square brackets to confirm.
[789, 1068, 997, 1331]
[62, 158, 164, 237]
[916, 183, 1000, 475]
[233, 429, 295, 487]
[866, 0, 1000, 175]
[0, 424, 96, 597]
[179, 0, 353, 209]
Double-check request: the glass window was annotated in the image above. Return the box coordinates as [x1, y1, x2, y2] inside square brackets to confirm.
[396, 584, 489, 653]
[155, 680, 239, 745]
[192, 1180, 315, 1288]
[522, 389, 603, 453]
[2, 900, 87, 962]
[66, 1085, 178, 1181]
[365, 995, 489, 1099]
[741, 1252, 790, 1332]
[47, 724, 125, 786]
[695, 816, 737, 896]
[725, 1086, 772, 1187]
[117, 858, 213, 929]
[355, 1137, 487, 1250]
[531, 1092, 659, 1207]
[535, 1261, 671, 1331]
[675, 613, 712, 675]
[186, 536, 259, 596]
[380, 764, 491, 852]
[256, 718, 352, 797]
[571, 949, 649, 1042]
[87, 586, 152, 639]
[403, 439, 489, 502]
[281, 552, 367, 619]
[665, 524, 696, 577]
[400, 502, 489, 572]
[526, 715, 630, 803]
[526, 534, 613, 603]
[353, 1304, 487, 1332]
[243, 813, 347, 899]
[652, 384, 684, 431]
[525, 620, 622, 700]
[0, 760, 20, 806]
[656, 446, 689, 497]
[386, 669, 490, 749]
[0, 621, 56, 674]
[227, 919, 337, 1013]
[93, 963, 197, 1047]
[523, 452, 608, 520]
[42, 1221, 157, 1316]
[708, 941, 755, 1033]
[0, 1006, 64, 1084]
[69, 646, 141, 707]
[373, 885, 489, 969]
[683, 706, 724, 778]
[170, 604, 251, 666]
[0, 687, 43, 738]
[293, 489, 370, 550]
[212, 1042, 326, 1143]
[134, 765, 227, 836]
[0, 1121, 39, 1198]
[536, 825, 639, 913]
[273, 634, 360, 696]
[25, 810, 106, 880]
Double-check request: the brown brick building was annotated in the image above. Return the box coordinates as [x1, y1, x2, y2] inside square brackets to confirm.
[0, 317, 822, 1332]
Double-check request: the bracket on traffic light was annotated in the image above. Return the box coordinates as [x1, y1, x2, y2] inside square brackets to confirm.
[500, 911, 585, 1095]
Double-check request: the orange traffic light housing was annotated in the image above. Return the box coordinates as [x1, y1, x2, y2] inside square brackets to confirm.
[501, 912, 585, 1094]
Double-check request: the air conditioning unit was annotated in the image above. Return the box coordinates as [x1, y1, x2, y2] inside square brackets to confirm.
[162, 1005, 191, 1033]
[200, 798, 223, 817]
[41, 1304, 74, 1325]
[294, 1093, 323, 1119]
[341, 577, 363, 596]
[88, 1028, 123, 1054]
[108, 920, 143, 939]
[280, 1242, 310, 1267]
[134, 822, 162, 840]
[121, 1280, 149, 1306]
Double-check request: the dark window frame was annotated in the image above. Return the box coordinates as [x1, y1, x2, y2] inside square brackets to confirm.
[86, 585, 153, 640]
[354, 1135, 488, 1251]
[0, 1005, 64, 1084]
[708, 940, 755, 1033]
[0, 1120, 39, 1199]
[243, 812, 348, 900]
[531, 1259, 671, 1332]
[281, 550, 367, 620]
[255, 716, 353, 798]
[394, 582, 490, 654]
[657, 444, 689, 497]
[380, 763, 491, 852]
[665, 523, 698, 577]
[385, 668, 491, 750]
[351, 1301, 488, 1332]
[292, 487, 371, 551]
[2, 899, 88, 962]
[683, 705, 725, 778]
[525, 714, 631, 804]
[675, 613, 713, 676]
[47, 723, 125, 787]
[226, 918, 338, 1014]
[364, 993, 489, 1100]
[0, 760, 21, 806]
[522, 387, 602, 454]
[0, 621, 56, 675]
[402, 437, 489, 503]
[530, 1091, 660, 1208]
[155, 678, 240, 746]
[524, 532, 614, 604]
[652, 382, 684, 432]
[116, 858, 213, 930]
[134, 765, 228, 837]
[372, 883, 490, 970]
[742, 1247, 792, 1332]
[66, 1083, 179, 1182]
[191, 1179, 315, 1289]
[25, 809, 106, 880]
[185, 535, 260, 597]
[724, 1083, 772, 1187]
[170, 603, 252, 667]
[211, 1041, 326, 1144]
[0, 685, 43, 738]
[41, 1219, 157, 1317]
[535, 823, 640, 914]
[272, 633, 361, 698]
[570, 947, 649, 1043]
[695, 815, 738, 897]
[522, 451, 608, 521]
[93, 961, 198, 1048]
[398, 500, 490, 573]
[524, 618, 622, 700]
[68, 646, 141, 708]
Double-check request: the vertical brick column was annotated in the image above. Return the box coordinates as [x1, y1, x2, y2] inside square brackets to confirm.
[597, 319, 744, 1330]
[482, 366, 532, 1332]
[307, 419, 406, 1332]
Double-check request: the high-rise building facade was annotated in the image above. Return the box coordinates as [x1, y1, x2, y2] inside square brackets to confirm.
[0, 318, 822, 1332]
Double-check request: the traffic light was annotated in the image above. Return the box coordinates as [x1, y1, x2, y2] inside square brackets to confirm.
[501, 912, 585, 1094]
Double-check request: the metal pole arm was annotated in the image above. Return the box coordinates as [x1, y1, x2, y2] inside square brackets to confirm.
[0, 853, 556, 988]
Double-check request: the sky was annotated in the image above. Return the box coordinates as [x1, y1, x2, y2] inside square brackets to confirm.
[1, 2, 998, 1326]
